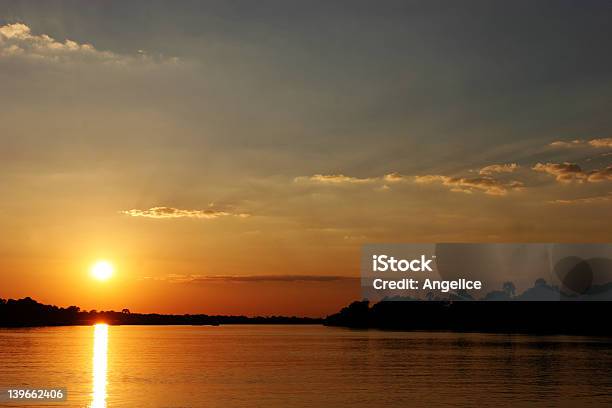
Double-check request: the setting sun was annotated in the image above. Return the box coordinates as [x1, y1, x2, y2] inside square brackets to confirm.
[91, 261, 114, 281]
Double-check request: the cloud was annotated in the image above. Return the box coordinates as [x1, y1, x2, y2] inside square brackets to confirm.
[414, 175, 523, 196]
[549, 193, 612, 205]
[589, 138, 612, 148]
[587, 165, 612, 182]
[294, 174, 376, 184]
[532, 162, 584, 182]
[0, 22, 176, 64]
[479, 163, 519, 175]
[549, 138, 612, 149]
[161, 274, 358, 283]
[549, 139, 585, 148]
[383, 172, 410, 182]
[120, 206, 250, 219]
[295, 172, 412, 185]
[532, 162, 612, 183]
[297, 171, 524, 195]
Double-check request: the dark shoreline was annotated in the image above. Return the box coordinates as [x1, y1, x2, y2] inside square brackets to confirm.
[5, 296, 612, 336]
[0, 297, 322, 327]
[324, 300, 612, 336]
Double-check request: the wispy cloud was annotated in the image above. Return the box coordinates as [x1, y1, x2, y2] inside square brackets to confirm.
[294, 174, 376, 184]
[549, 138, 612, 149]
[549, 193, 612, 205]
[383, 172, 410, 182]
[479, 163, 519, 175]
[0, 22, 176, 64]
[121, 206, 250, 219]
[549, 139, 585, 148]
[414, 175, 523, 196]
[297, 171, 524, 196]
[298, 160, 610, 197]
[157, 274, 358, 283]
[533, 162, 612, 183]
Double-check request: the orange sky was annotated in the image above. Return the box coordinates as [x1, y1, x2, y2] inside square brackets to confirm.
[1, 8, 611, 316]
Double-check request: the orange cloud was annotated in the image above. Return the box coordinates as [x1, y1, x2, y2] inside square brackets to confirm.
[157, 274, 359, 283]
[549, 193, 612, 205]
[532, 162, 584, 182]
[414, 175, 523, 196]
[121, 206, 250, 219]
[299, 171, 525, 196]
[587, 165, 612, 182]
[533, 162, 612, 183]
[0, 22, 177, 64]
[383, 172, 410, 182]
[549, 137, 612, 149]
[589, 138, 612, 148]
[479, 163, 519, 175]
[294, 174, 376, 184]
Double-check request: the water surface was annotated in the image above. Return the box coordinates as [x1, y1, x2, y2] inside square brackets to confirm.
[1, 325, 612, 407]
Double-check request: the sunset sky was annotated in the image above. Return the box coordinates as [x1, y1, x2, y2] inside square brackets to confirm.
[1, 1, 611, 316]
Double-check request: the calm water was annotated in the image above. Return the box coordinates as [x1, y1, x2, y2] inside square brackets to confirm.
[1, 325, 612, 407]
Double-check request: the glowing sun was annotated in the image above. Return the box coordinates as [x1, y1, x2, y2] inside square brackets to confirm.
[91, 260, 114, 281]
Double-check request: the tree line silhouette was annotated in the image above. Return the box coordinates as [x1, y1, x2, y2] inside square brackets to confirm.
[0, 297, 321, 327]
[324, 277, 612, 335]
[324, 299, 612, 335]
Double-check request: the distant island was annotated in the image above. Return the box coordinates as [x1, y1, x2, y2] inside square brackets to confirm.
[0, 297, 321, 327]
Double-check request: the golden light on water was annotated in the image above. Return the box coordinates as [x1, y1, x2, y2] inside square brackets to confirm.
[91, 261, 114, 281]
[91, 323, 108, 408]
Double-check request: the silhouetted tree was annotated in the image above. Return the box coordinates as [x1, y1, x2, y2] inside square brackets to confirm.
[503, 282, 516, 298]
[535, 278, 547, 287]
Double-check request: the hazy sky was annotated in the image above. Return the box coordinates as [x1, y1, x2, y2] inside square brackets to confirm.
[1, 1, 611, 316]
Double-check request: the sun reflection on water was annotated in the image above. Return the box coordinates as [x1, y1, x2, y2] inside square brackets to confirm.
[91, 324, 108, 408]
